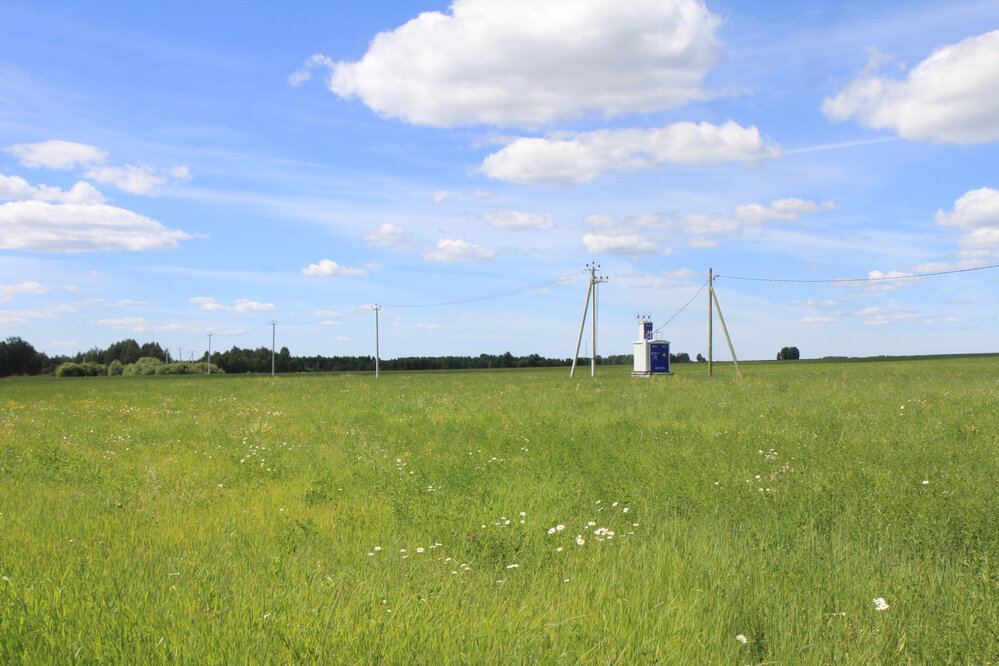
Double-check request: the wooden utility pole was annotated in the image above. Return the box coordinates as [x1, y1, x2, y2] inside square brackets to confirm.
[708, 268, 713, 377]
[707, 270, 742, 379]
[373, 305, 381, 379]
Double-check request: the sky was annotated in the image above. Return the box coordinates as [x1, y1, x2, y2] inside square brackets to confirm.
[2, 0, 998, 362]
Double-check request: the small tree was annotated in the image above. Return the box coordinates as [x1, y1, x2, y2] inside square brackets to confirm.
[777, 346, 800, 360]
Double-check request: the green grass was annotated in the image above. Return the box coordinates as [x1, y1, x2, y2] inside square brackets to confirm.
[1, 358, 997, 663]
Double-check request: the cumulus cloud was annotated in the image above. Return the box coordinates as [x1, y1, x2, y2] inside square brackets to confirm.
[822, 30, 999, 144]
[422, 239, 494, 263]
[189, 296, 229, 311]
[479, 121, 781, 185]
[484, 210, 555, 230]
[433, 190, 453, 204]
[582, 233, 660, 255]
[798, 316, 838, 324]
[935, 187, 999, 229]
[735, 198, 839, 223]
[364, 223, 418, 250]
[234, 299, 277, 313]
[0, 281, 50, 302]
[189, 296, 276, 313]
[6, 140, 108, 169]
[292, 0, 722, 128]
[83, 163, 185, 195]
[0, 201, 191, 253]
[0, 174, 105, 204]
[935, 187, 999, 255]
[301, 259, 369, 277]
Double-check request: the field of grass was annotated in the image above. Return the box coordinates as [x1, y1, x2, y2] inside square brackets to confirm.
[1, 357, 997, 663]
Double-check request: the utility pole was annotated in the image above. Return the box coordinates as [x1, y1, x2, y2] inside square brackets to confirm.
[571, 263, 606, 378]
[207, 332, 212, 375]
[373, 305, 381, 378]
[270, 321, 277, 377]
[707, 270, 742, 379]
[708, 268, 713, 377]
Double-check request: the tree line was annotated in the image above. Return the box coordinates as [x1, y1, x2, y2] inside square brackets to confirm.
[0, 336, 700, 377]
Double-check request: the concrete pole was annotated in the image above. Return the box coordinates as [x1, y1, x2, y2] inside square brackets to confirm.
[570, 275, 593, 378]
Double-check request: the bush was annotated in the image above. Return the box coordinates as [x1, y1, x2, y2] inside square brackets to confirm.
[124, 357, 165, 376]
[108, 359, 125, 376]
[55, 362, 107, 377]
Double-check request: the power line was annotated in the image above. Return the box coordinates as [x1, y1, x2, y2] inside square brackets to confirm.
[653, 279, 709, 336]
[605, 281, 642, 317]
[380, 269, 587, 309]
[716, 262, 999, 284]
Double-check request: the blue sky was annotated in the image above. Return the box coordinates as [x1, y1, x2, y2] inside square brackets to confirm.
[2, 0, 998, 362]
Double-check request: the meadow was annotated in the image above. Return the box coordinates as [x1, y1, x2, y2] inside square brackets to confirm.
[0, 357, 996, 663]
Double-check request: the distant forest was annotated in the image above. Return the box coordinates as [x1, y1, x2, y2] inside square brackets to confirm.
[0, 336, 695, 377]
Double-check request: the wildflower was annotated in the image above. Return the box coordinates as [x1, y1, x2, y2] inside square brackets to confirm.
[547, 527, 556, 535]
[736, 634, 748, 644]
[873, 597, 889, 611]
[556, 547, 563, 552]
[622, 507, 629, 513]
[556, 524, 565, 531]
[373, 546, 382, 551]
[506, 563, 519, 569]
[519, 512, 526, 516]
[416, 547, 424, 553]
[922, 480, 930, 485]
[576, 536, 585, 546]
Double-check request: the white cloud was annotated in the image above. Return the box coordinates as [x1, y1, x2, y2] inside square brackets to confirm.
[935, 187, 999, 229]
[97, 317, 150, 331]
[190, 296, 229, 311]
[234, 299, 277, 313]
[189, 297, 276, 313]
[798, 316, 837, 324]
[364, 223, 418, 250]
[735, 198, 839, 223]
[0, 281, 50, 302]
[479, 121, 781, 185]
[935, 188, 999, 255]
[822, 30, 999, 144]
[301, 259, 369, 277]
[433, 190, 453, 204]
[6, 140, 108, 169]
[293, 0, 722, 128]
[484, 210, 555, 230]
[96, 317, 196, 333]
[84, 163, 167, 195]
[422, 239, 494, 263]
[0, 174, 105, 204]
[0, 201, 191, 253]
[582, 233, 660, 255]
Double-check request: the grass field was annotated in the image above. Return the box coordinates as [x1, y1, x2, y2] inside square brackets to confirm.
[1, 357, 997, 663]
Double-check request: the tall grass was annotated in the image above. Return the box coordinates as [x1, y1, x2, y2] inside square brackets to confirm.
[0, 357, 996, 662]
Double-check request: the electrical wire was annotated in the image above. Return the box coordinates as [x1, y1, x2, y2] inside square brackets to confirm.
[380, 269, 587, 309]
[653, 279, 709, 336]
[716, 262, 999, 284]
